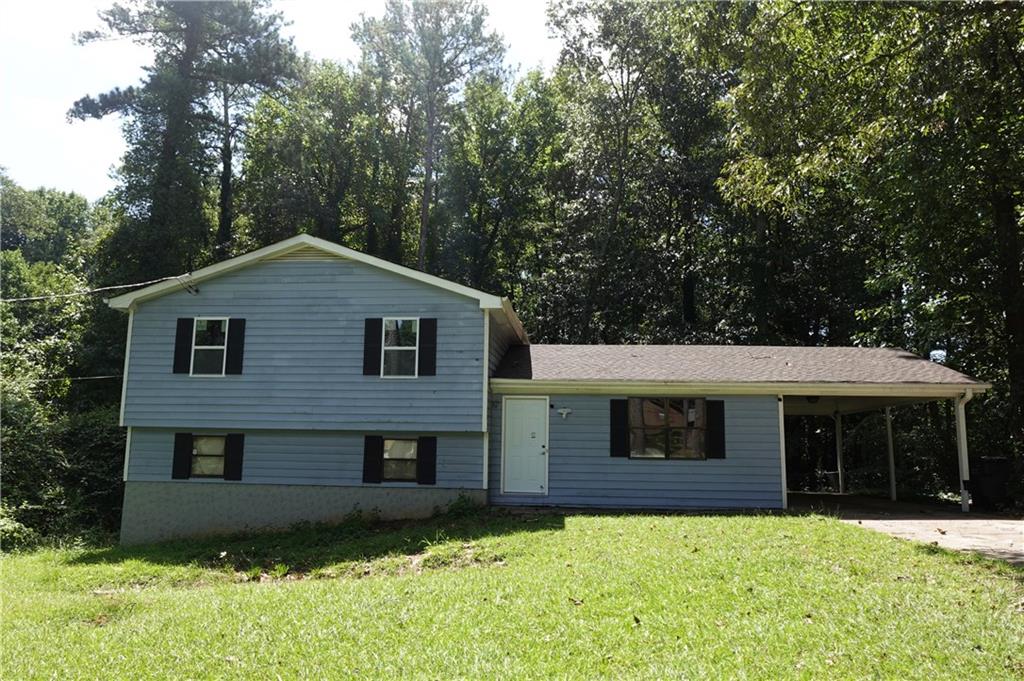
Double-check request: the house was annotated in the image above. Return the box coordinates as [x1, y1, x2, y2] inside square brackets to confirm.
[109, 234, 990, 544]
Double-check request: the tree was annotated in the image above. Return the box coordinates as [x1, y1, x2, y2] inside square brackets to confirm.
[700, 1, 1024, 455]
[69, 0, 295, 274]
[354, 0, 504, 270]
[0, 170, 93, 265]
[0, 250, 100, 534]
[436, 73, 548, 293]
[242, 62, 366, 247]
[531, 0, 735, 344]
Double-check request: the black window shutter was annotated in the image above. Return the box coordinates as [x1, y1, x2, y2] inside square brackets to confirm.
[610, 399, 629, 457]
[363, 319, 383, 375]
[172, 432, 192, 479]
[706, 400, 726, 459]
[224, 433, 245, 480]
[225, 319, 246, 374]
[362, 435, 383, 483]
[416, 436, 437, 485]
[173, 318, 193, 373]
[418, 318, 437, 376]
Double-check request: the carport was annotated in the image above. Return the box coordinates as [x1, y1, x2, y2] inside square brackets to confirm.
[777, 360, 990, 512]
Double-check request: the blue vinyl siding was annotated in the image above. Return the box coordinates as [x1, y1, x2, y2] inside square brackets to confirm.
[488, 395, 783, 509]
[123, 258, 485, 431]
[128, 428, 484, 489]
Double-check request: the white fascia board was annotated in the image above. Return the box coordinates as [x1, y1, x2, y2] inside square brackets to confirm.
[107, 234, 505, 311]
[497, 298, 529, 345]
[488, 379, 991, 397]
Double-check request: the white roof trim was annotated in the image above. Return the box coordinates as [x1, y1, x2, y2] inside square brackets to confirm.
[106, 234, 507, 311]
[489, 379, 991, 397]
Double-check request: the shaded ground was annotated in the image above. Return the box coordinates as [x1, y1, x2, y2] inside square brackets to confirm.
[791, 492, 1024, 566]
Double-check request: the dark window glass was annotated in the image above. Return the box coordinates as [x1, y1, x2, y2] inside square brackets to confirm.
[629, 428, 666, 458]
[669, 428, 704, 460]
[383, 319, 417, 347]
[194, 319, 226, 346]
[628, 398, 706, 460]
[192, 348, 225, 374]
[383, 349, 417, 376]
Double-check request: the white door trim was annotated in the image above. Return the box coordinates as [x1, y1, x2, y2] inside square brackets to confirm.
[500, 395, 549, 495]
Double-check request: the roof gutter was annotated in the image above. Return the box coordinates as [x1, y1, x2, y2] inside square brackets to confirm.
[488, 379, 991, 397]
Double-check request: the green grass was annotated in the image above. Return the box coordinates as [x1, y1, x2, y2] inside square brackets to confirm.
[3, 510, 1022, 679]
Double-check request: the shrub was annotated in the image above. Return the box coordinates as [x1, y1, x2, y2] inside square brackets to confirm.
[0, 504, 40, 551]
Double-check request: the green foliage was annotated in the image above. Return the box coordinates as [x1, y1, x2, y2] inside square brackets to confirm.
[1, 228, 122, 537]
[0, 504, 40, 551]
[241, 61, 373, 247]
[0, 170, 94, 264]
[702, 0, 1024, 455]
[354, 0, 505, 268]
[70, 0, 296, 278]
[0, 250, 88, 398]
[50, 405, 126, 531]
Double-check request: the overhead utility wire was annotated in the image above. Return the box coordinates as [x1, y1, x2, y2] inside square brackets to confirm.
[14, 374, 124, 384]
[1, 275, 193, 303]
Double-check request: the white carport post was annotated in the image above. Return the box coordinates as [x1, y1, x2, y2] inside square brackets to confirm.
[885, 407, 897, 501]
[955, 390, 974, 513]
[778, 396, 788, 510]
[834, 413, 845, 494]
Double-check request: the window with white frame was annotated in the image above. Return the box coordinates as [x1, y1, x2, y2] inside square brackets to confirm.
[381, 318, 418, 377]
[382, 438, 417, 481]
[191, 318, 228, 375]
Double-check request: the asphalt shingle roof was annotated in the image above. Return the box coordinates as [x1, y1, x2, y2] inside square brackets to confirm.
[493, 345, 984, 385]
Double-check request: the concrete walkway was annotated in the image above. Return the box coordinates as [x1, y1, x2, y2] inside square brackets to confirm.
[790, 493, 1024, 566]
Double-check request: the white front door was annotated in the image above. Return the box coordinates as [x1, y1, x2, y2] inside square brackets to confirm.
[502, 396, 549, 494]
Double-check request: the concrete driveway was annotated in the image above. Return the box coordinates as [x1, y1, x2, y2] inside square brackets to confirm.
[790, 493, 1024, 566]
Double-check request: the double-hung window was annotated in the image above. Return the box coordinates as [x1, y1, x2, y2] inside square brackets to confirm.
[628, 397, 707, 459]
[191, 318, 228, 376]
[382, 439, 418, 481]
[190, 435, 226, 477]
[381, 318, 418, 377]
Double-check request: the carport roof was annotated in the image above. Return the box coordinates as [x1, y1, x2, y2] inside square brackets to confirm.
[491, 345, 988, 397]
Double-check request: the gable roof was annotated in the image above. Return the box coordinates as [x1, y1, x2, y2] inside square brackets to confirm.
[107, 235, 526, 342]
[492, 344, 988, 396]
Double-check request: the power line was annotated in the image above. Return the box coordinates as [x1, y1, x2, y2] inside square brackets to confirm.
[0, 275, 190, 303]
[11, 374, 123, 384]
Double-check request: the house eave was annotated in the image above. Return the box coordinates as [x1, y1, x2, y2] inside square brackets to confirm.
[488, 379, 991, 397]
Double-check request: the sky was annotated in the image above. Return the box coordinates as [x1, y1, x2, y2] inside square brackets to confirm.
[0, 0, 562, 201]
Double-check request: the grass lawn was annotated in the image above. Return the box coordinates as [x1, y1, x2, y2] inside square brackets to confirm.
[3, 509, 1022, 679]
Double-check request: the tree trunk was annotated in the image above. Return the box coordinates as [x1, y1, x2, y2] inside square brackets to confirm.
[216, 87, 233, 259]
[992, 187, 1024, 451]
[151, 9, 202, 273]
[384, 101, 417, 264]
[366, 153, 381, 256]
[418, 97, 436, 271]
